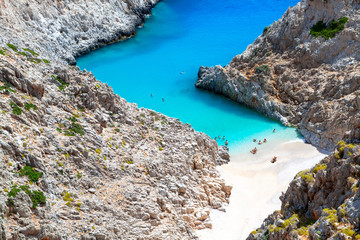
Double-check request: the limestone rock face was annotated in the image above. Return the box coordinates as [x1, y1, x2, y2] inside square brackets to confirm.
[0, 48, 231, 239]
[0, 0, 159, 64]
[247, 142, 360, 239]
[196, 0, 360, 151]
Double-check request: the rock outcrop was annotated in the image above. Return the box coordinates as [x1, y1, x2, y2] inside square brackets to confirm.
[247, 141, 360, 239]
[196, 0, 360, 151]
[0, 0, 159, 64]
[0, 45, 231, 239]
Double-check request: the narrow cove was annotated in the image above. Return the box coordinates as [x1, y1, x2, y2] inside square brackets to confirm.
[76, 0, 326, 238]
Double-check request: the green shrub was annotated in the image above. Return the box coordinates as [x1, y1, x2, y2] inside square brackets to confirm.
[30, 190, 46, 208]
[51, 75, 69, 91]
[17, 51, 28, 57]
[43, 59, 50, 64]
[313, 163, 327, 173]
[0, 49, 5, 55]
[9, 102, 22, 115]
[64, 123, 85, 136]
[24, 102, 37, 111]
[301, 173, 315, 183]
[63, 116, 85, 136]
[341, 227, 356, 237]
[29, 58, 42, 64]
[63, 192, 74, 202]
[255, 65, 270, 74]
[310, 17, 348, 40]
[8, 185, 20, 198]
[22, 48, 39, 56]
[263, 26, 269, 34]
[282, 213, 299, 228]
[0, 82, 16, 93]
[7, 43, 18, 52]
[323, 208, 338, 226]
[19, 165, 43, 182]
[7, 185, 45, 208]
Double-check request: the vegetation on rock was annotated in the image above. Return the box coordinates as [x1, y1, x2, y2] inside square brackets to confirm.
[310, 17, 348, 39]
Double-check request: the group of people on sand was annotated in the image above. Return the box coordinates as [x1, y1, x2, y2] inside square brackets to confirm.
[251, 138, 267, 153]
[250, 129, 277, 163]
[215, 135, 228, 146]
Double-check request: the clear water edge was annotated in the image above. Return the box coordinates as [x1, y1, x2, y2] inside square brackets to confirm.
[76, 0, 301, 156]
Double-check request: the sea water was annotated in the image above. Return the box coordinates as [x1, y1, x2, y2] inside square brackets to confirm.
[77, 0, 300, 154]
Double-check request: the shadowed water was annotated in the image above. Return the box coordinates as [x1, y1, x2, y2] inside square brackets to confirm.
[77, 0, 300, 154]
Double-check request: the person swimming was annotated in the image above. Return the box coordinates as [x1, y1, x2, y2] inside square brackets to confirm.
[258, 140, 262, 145]
[264, 138, 267, 143]
[162, 98, 165, 102]
[273, 129, 276, 133]
[225, 140, 228, 146]
[150, 93, 153, 97]
[253, 138, 256, 142]
[223, 136, 225, 140]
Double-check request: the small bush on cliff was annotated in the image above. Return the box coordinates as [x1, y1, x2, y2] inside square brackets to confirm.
[63, 116, 85, 136]
[323, 208, 338, 226]
[24, 102, 37, 111]
[341, 227, 356, 237]
[0, 82, 16, 93]
[255, 65, 270, 74]
[22, 48, 39, 56]
[51, 74, 69, 91]
[19, 166, 43, 182]
[313, 163, 327, 173]
[7, 43, 18, 52]
[9, 102, 22, 115]
[7, 185, 46, 209]
[310, 17, 348, 40]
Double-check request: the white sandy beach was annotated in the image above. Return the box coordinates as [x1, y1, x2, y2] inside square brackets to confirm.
[197, 139, 327, 240]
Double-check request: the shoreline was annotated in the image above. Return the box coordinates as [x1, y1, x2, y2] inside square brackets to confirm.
[197, 139, 327, 240]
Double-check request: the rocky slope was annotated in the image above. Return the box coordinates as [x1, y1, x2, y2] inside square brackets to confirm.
[196, 0, 360, 151]
[247, 141, 360, 240]
[0, 0, 159, 64]
[0, 45, 231, 239]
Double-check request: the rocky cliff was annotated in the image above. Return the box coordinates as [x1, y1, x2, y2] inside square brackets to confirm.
[196, 0, 360, 151]
[247, 142, 360, 239]
[0, 44, 231, 239]
[0, 0, 159, 64]
[0, 1, 233, 239]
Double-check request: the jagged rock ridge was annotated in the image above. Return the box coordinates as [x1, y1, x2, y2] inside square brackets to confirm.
[247, 142, 360, 239]
[0, 45, 231, 239]
[0, 0, 159, 64]
[196, 0, 360, 151]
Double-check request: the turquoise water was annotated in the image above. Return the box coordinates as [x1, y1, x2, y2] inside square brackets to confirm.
[77, 0, 301, 154]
